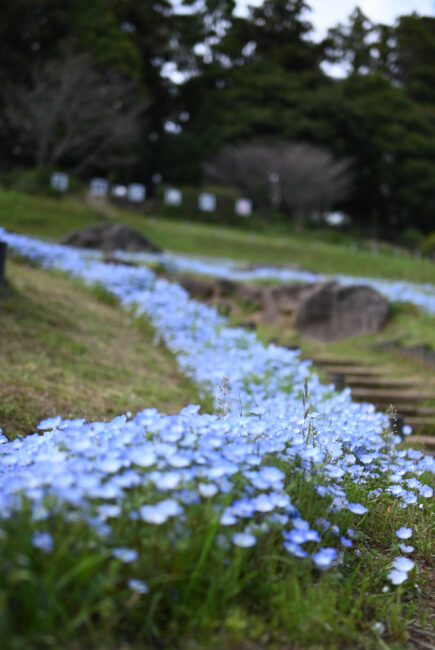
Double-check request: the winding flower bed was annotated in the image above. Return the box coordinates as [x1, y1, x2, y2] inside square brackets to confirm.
[0, 229, 433, 598]
[122, 249, 435, 315]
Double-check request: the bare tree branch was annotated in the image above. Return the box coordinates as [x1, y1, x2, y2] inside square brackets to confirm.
[3, 52, 149, 173]
[204, 141, 352, 221]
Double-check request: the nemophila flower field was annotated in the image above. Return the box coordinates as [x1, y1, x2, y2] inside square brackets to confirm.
[0, 228, 434, 648]
[121, 249, 435, 315]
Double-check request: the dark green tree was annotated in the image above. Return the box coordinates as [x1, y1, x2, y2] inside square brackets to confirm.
[394, 14, 435, 108]
[221, 0, 320, 72]
[0, 0, 75, 85]
[72, 0, 142, 78]
[325, 7, 375, 74]
[332, 74, 435, 234]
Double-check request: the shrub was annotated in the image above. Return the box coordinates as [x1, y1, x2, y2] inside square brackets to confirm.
[421, 231, 435, 258]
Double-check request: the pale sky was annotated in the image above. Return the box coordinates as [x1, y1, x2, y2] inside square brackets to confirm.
[235, 0, 434, 36]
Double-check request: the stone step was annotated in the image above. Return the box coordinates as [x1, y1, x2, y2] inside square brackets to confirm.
[395, 405, 435, 416]
[322, 366, 383, 377]
[406, 436, 435, 453]
[403, 417, 435, 431]
[344, 375, 425, 388]
[351, 388, 435, 403]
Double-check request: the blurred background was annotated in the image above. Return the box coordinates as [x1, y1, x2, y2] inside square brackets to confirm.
[1, 0, 435, 248]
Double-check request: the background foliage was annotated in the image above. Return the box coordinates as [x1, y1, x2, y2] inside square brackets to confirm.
[1, 1, 435, 236]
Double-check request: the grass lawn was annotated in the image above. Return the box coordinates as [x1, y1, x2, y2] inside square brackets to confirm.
[0, 259, 208, 439]
[1, 187, 434, 284]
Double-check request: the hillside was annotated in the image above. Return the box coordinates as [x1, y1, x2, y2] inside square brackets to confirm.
[0, 187, 434, 284]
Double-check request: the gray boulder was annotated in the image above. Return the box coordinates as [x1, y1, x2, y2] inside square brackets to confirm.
[62, 222, 161, 253]
[294, 281, 389, 341]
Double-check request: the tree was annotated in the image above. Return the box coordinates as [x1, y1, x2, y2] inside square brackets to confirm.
[325, 7, 375, 74]
[219, 0, 320, 72]
[394, 14, 435, 108]
[3, 53, 148, 175]
[72, 0, 143, 79]
[279, 143, 352, 220]
[0, 0, 75, 86]
[179, 0, 237, 68]
[332, 73, 435, 235]
[203, 142, 278, 207]
[204, 141, 352, 221]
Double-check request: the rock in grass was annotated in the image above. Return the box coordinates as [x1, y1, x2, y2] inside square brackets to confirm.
[294, 281, 389, 342]
[62, 222, 161, 253]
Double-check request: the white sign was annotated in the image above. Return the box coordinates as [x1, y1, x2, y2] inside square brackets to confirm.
[111, 184, 127, 198]
[325, 211, 349, 226]
[127, 183, 146, 203]
[198, 192, 216, 212]
[235, 198, 252, 217]
[89, 178, 108, 197]
[164, 188, 182, 207]
[50, 172, 69, 192]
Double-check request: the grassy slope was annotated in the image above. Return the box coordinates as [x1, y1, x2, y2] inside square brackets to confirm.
[0, 260, 208, 439]
[1, 188, 434, 284]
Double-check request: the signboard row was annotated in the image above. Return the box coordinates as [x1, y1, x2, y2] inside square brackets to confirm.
[50, 173, 253, 216]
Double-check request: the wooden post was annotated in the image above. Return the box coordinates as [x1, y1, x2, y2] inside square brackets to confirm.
[0, 241, 7, 284]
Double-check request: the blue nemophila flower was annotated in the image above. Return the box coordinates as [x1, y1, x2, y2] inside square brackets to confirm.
[372, 622, 386, 636]
[360, 454, 375, 465]
[387, 569, 408, 585]
[256, 466, 285, 486]
[312, 548, 337, 569]
[419, 484, 433, 498]
[153, 471, 182, 490]
[231, 499, 256, 519]
[32, 532, 54, 553]
[402, 425, 412, 436]
[232, 532, 256, 548]
[283, 528, 321, 545]
[398, 544, 414, 554]
[198, 483, 218, 497]
[37, 416, 62, 431]
[112, 547, 138, 563]
[283, 529, 308, 545]
[283, 541, 308, 558]
[347, 503, 368, 515]
[140, 499, 183, 524]
[127, 578, 149, 594]
[395, 527, 412, 540]
[253, 493, 275, 513]
[220, 511, 238, 526]
[292, 518, 309, 530]
[98, 504, 121, 519]
[392, 557, 415, 573]
[402, 492, 417, 505]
